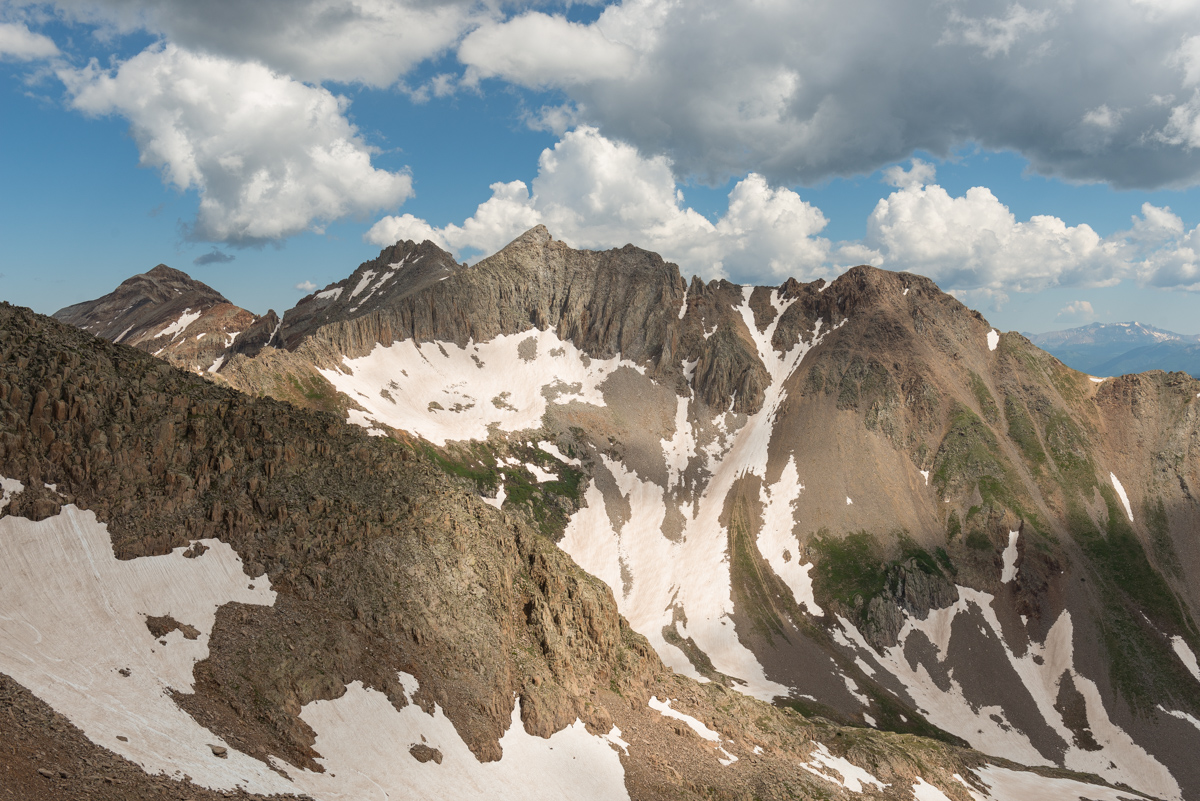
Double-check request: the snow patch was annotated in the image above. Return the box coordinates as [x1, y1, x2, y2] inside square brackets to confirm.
[482, 483, 506, 510]
[349, 269, 377, 299]
[292, 676, 629, 800]
[525, 462, 557, 483]
[540, 442, 580, 466]
[649, 696, 736, 765]
[0, 476, 22, 511]
[0, 501, 283, 793]
[846, 496, 853, 505]
[920, 469, 930, 486]
[799, 742, 886, 792]
[1000, 530, 1019, 583]
[1089, 376, 1107, 383]
[315, 287, 342, 301]
[156, 308, 203, 340]
[911, 776, 953, 801]
[1171, 636, 1200, 683]
[1110, 473, 1134, 523]
[207, 355, 225, 374]
[114, 324, 135, 343]
[987, 329, 1000, 351]
[1158, 706, 1200, 733]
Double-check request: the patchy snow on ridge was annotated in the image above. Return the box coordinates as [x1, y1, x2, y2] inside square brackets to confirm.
[0, 476, 22, 510]
[524, 462, 558, 482]
[315, 287, 343, 301]
[541, 441, 580, 466]
[483, 483, 506, 510]
[798, 742, 886, 793]
[911, 776, 953, 800]
[561, 287, 834, 702]
[1110, 473, 1134, 523]
[648, 696, 737, 765]
[1000, 530, 1019, 583]
[0, 499, 286, 794]
[987, 329, 1000, 351]
[289, 675, 630, 801]
[835, 587, 1180, 800]
[155, 307, 202, 340]
[319, 329, 644, 446]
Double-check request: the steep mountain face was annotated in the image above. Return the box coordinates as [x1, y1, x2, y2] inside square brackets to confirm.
[0, 301, 1138, 801]
[1029, 322, 1200, 378]
[52, 264, 279, 375]
[208, 225, 1200, 801]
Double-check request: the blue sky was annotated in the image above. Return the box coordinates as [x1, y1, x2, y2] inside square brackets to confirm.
[3, 0, 1200, 335]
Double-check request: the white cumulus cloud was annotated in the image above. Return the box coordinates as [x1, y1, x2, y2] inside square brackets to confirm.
[864, 178, 1123, 293]
[1057, 300, 1095, 319]
[460, 12, 636, 89]
[0, 21, 59, 60]
[60, 44, 413, 245]
[367, 127, 831, 283]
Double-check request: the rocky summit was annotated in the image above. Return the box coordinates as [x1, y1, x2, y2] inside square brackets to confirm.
[6, 225, 1200, 801]
[52, 264, 279, 377]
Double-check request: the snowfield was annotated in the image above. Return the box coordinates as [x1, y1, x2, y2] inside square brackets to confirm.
[318, 328, 645, 446]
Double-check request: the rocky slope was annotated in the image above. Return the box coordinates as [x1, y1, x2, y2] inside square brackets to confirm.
[200, 226, 1200, 801]
[1029, 322, 1200, 378]
[2, 301, 1147, 800]
[52, 264, 279, 375]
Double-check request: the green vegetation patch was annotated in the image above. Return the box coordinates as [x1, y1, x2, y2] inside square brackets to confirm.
[932, 403, 1005, 495]
[1004, 394, 1046, 469]
[969, 371, 999, 424]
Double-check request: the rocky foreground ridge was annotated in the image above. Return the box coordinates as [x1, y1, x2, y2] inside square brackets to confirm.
[27, 224, 1200, 799]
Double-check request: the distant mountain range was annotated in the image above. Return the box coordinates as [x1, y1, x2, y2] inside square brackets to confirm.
[1027, 321, 1200, 378]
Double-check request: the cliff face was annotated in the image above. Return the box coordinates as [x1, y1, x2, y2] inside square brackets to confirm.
[211, 227, 1200, 800]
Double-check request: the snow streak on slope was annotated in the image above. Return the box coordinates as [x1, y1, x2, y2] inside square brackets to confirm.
[0, 500, 289, 794]
[288, 674, 629, 801]
[648, 696, 737, 765]
[798, 742, 887, 793]
[1110, 473, 1134, 523]
[562, 288, 833, 701]
[835, 587, 1179, 800]
[757, 456, 821, 615]
[318, 329, 644, 446]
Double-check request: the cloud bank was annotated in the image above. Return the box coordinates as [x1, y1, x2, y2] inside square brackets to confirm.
[460, 0, 1200, 189]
